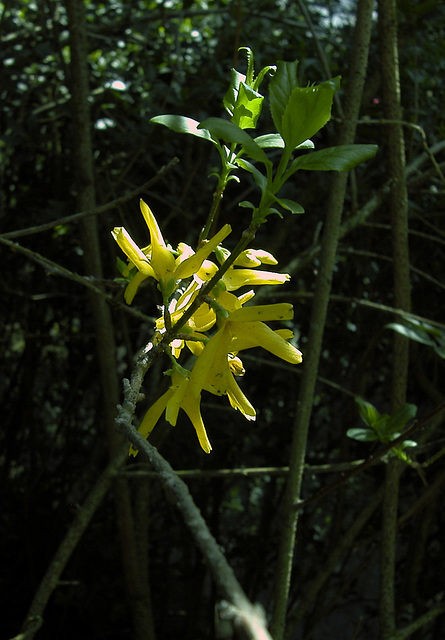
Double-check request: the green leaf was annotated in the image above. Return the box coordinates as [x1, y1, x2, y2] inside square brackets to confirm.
[399, 440, 417, 449]
[290, 144, 378, 172]
[355, 397, 380, 427]
[386, 321, 438, 346]
[235, 158, 267, 192]
[384, 403, 417, 435]
[199, 117, 270, 164]
[254, 134, 314, 150]
[151, 115, 215, 142]
[239, 46, 254, 85]
[239, 200, 256, 210]
[272, 196, 305, 214]
[346, 427, 378, 442]
[116, 256, 129, 277]
[252, 64, 276, 92]
[232, 82, 264, 129]
[255, 133, 285, 149]
[269, 60, 300, 134]
[272, 74, 340, 149]
[223, 69, 245, 116]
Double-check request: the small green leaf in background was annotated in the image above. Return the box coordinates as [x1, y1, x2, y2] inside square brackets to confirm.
[355, 397, 380, 427]
[386, 318, 445, 359]
[235, 158, 267, 191]
[383, 403, 417, 437]
[346, 427, 378, 442]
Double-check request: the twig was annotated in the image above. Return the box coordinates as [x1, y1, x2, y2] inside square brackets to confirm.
[0, 158, 179, 240]
[115, 410, 273, 640]
[294, 401, 445, 514]
[0, 236, 156, 325]
[118, 460, 366, 479]
[18, 444, 129, 640]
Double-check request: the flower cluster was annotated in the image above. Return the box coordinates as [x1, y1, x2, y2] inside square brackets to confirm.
[112, 200, 302, 454]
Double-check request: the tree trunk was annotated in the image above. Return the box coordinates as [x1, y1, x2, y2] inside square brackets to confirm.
[377, 0, 411, 637]
[65, 1, 155, 638]
[271, 1, 375, 637]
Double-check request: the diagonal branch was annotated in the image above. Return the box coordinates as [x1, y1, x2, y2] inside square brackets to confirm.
[115, 405, 273, 640]
[0, 158, 179, 240]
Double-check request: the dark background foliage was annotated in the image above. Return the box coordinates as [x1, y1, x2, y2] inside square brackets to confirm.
[1, 1, 445, 639]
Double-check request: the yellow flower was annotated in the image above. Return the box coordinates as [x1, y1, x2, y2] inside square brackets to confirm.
[174, 224, 232, 280]
[111, 227, 155, 278]
[229, 321, 302, 364]
[130, 369, 212, 456]
[234, 248, 278, 267]
[139, 199, 176, 288]
[223, 268, 290, 291]
[113, 200, 231, 302]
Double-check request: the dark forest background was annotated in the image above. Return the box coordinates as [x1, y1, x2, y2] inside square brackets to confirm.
[1, 1, 445, 639]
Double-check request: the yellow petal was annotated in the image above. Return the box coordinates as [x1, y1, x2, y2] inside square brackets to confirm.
[165, 371, 189, 426]
[229, 303, 294, 323]
[186, 339, 205, 357]
[216, 291, 243, 314]
[234, 248, 278, 267]
[223, 268, 290, 291]
[180, 391, 212, 453]
[195, 259, 218, 282]
[139, 200, 176, 282]
[129, 388, 173, 456]
[226, 374, 256, 420]
[174, 224, 232, 280]
[189, 303, 216, 332]
[189, 326, 232, 398]
[112, 227, 155, 277]
[124, 270, 149, 304]
[237, 290, 256, 305]
[230, 321, 303, 364]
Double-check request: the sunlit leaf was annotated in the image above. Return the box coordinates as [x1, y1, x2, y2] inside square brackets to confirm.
[236, 158, 267, 191]
[199, 117, 270, 163]
[254, 134, 314, 150]
[269, 60, 300, 134]
[290, 144, 378, 172]
[150, 115, 215, 141]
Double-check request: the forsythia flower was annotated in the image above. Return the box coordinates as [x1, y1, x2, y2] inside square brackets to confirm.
[112, 199, 231, 302]
[113, 201, 303, 455]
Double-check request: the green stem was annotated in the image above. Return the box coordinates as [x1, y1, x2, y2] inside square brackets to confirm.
[199, 145, 235, 242]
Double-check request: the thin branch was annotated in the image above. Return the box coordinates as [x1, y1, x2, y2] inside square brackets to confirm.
[0, 235, 156, 325]
[115, 412, 273, 640]
[358, 118, 445, 185]
[294, 401, 445, 515]
[340, 247, 445, 292]
[274, 290, 445, 331]
[18, 444, 129, 640]
[0, 158, 179, 240]
[118, 459, 367, 479]
[391, 604, 445, 640]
